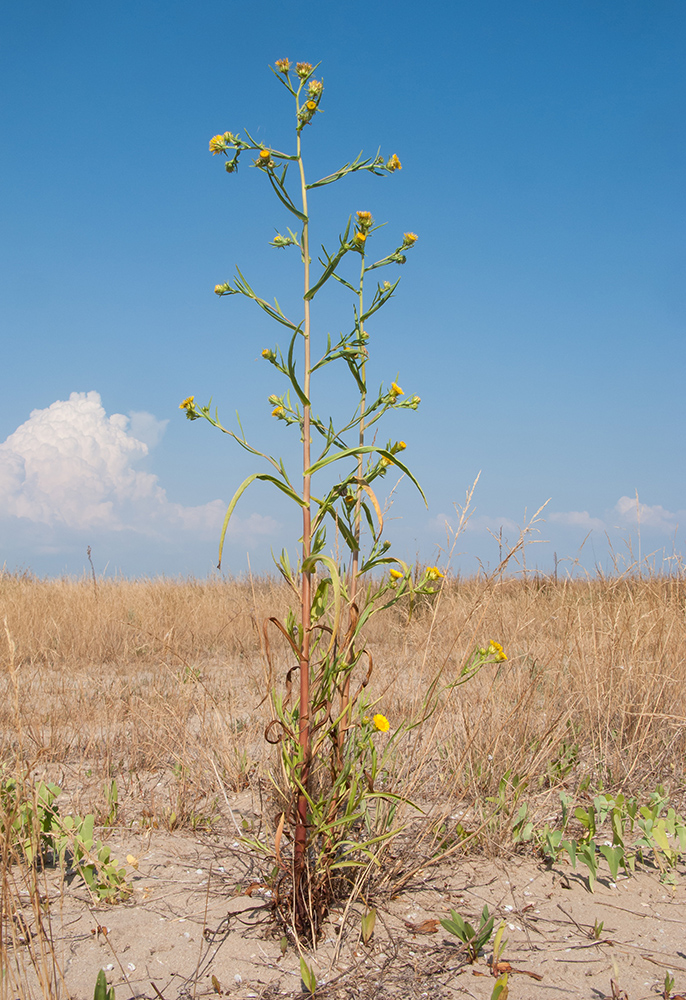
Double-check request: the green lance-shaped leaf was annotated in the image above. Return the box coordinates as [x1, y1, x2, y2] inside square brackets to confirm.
[299, 958, 317, 996]
[286, 330, 310, 406]
[306, 149, 386, 189]
[300, 553, 342, 654]
[232, 267, 301, 331]
[361, 908, 376, 945]
[266, 169, 307, 221]
[305, 446, 427, 506]
[304, 220, 353, 300]
[491, 973, 509, 1000]
[93, 969, 115, 1000]
[218, 474, 307, 569]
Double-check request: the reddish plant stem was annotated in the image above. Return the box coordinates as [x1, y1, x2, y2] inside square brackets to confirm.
[294, 118, 312, 921]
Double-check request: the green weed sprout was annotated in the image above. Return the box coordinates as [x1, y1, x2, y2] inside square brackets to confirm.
[440, 904, 495, 962]
[185, 58, 501, 940]
[94, 969, 115, 1000]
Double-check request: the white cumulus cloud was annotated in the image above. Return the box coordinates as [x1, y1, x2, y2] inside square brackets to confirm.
[614, 496, 680, 532]
[549, 510, 606, 531]
[0, 392, 277, 544]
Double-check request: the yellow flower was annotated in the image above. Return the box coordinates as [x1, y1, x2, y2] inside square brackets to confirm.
[379, 456, 392, 467]
[308, 79, 323, 97]
[488, 640, 508, 662]
[272, 406, 285, 418]
[386, 154, 402, 172]
[353, 231, 367, 246]
[373, 713, 390, 732]
[356, 210, 373, 229]
[296, 62, 313, 78]
[306, 100, 317, 111]
[403, 232, 418, 245]
[390, 382, 404, 396]
[426, 566, 444, 581]
[389, 568, 403, 579]
[209, 134, 226, 155]
[259, 148, 271, 160]
[275, 58, 291, 73]
[395, 441, 406, 452]
[179, 396, 195, 410]
[261, 348, 271, 358]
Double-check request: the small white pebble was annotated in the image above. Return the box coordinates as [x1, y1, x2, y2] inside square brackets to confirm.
[523, 890, 532, 896]
[183, 932, 190, 939]
[127, 963, 136, 972]
[504, 905, 513, 911]
[508, 923, 515, 931]
[234, 974, 242, 985]
[105, 964, 114, 971]
[196, 868, 203, 874]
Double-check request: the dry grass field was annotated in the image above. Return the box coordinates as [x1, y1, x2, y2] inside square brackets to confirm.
[2, 571, 686, 999]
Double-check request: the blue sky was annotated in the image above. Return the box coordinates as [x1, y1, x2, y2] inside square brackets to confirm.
[1, 0, 684, 578]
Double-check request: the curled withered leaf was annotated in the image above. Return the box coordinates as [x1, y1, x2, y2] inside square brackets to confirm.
[265, 719, 287, 744]
[403, 918, 440, 934]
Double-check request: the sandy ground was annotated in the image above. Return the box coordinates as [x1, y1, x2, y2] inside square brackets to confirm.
[9, 797, 686, 1000]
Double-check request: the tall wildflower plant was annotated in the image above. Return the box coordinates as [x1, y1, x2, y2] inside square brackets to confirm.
[182, 60, 505, 941]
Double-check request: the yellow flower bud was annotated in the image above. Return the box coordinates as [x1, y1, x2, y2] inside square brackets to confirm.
[390, 382, 404, 396]
[386, 153, 402, 172]
[272, 406, 285, 418]
[426, 566, 444, 581]
[275, 58, 291, 73]
[296, 62, 313, 78]
[403, 232, 418, 246]
[353, 232, 367, 246]
[179, 396, 195, 410]
[389, 568, 403, 579]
